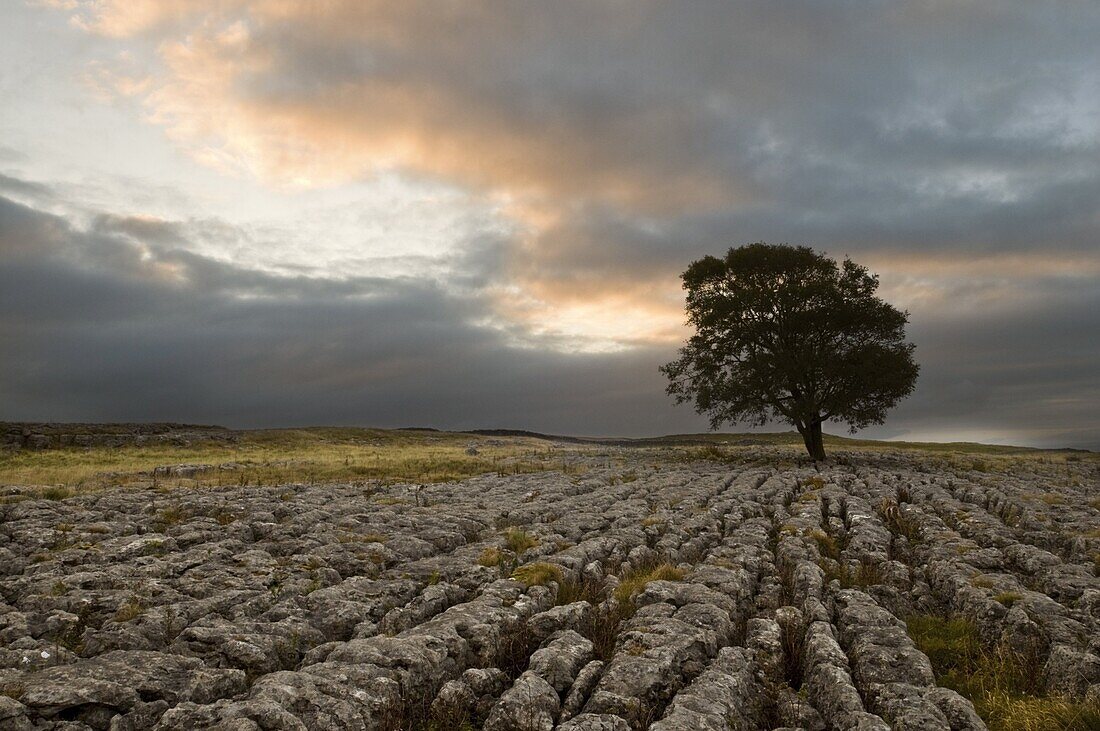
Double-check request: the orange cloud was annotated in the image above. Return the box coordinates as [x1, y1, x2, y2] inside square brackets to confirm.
[48, 1, 760, 350]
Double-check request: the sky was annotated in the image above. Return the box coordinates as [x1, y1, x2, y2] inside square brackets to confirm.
[1, 1, 1098, 448]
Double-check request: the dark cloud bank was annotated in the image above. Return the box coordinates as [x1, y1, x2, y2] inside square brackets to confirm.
[1, 191, 1097, 448]
[5, 1, 1100, 448]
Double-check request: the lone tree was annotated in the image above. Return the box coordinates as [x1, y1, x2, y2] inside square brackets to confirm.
[661, 243, 918, 460]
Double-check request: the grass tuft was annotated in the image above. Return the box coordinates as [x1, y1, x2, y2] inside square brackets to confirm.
[807, 529, 841, 560]
[114, 597, 146, 622]
[907, 614, 1100, 731]
[477, 546, 504, 568]
[819, 557, 884, 588]
[511, 562, 563, 587]
[503, 527, 538, 554]
[878, 498, 922, 541]
[993, 591, 1024, 608]
[613, 562, 685, 604]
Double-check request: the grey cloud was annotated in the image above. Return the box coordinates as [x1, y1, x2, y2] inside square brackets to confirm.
[2, 191, 1098, 448]
[11, 1, 1100, 447]
[0, 193, 707, 435]
[0, 173, 53, 201]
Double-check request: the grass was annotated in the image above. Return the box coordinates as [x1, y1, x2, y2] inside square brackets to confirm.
[511, 562, 563, 587]
[4, 426, 1090, 495]
[993, 591, 1024, 608]
[338, 531, 387, 544]
[613, 561, 685, 604]
[556, 574, 606, 605]
[819, 557, 884, 588]
[502, 527, 538, 554]
[878, 498, 922, 542]
[0, 427, 563, 493]
[907, 614, 1100, 731]
[477, 546, 504, 568]
[807, 529, 841, 560]
[114, 597, 145, 622]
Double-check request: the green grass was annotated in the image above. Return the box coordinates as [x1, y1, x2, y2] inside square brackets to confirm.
[907, 614, 1100, 731]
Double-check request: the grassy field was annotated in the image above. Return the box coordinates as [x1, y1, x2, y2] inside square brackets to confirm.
[0, 426, 1093, 494]
[0, 428, 576, 493]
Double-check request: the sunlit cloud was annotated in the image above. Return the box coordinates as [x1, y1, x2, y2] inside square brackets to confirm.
[6, 1, 1099, 444]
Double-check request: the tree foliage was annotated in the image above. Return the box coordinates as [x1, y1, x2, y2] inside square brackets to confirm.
[661, 243, 918, 460]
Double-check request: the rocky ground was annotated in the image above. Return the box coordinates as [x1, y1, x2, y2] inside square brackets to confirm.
[0, 449, 1097, 730]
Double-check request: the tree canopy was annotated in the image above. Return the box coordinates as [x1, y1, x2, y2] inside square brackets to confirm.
[661, 243, 918, 460]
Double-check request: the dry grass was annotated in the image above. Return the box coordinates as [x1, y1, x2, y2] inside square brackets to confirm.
[993, 591, 1024, 608]
[502, 527, 538, 554]
[0, 428, 562, 493]
[6, 427, 1087, 495]
[907, 614, 1100, 731]
[613, 562, 685, 604]
[113, 597, 145, 623]
[807, 528, 841, 560]
[477, 546, 504, 568]
[511, 562, 563, 587]
[819, 557, 884, 588]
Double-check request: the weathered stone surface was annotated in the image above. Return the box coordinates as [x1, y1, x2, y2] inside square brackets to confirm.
[0, 448, 1095, 729]
[482, 671, 559, 731]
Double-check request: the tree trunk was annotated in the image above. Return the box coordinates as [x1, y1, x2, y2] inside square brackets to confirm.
[798, 419, 827, 461]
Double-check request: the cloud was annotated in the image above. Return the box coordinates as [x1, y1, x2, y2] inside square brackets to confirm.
[0, 192, 706, 435]
[14, 2, 1100, 445]
[2, 189, 1098, 447]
